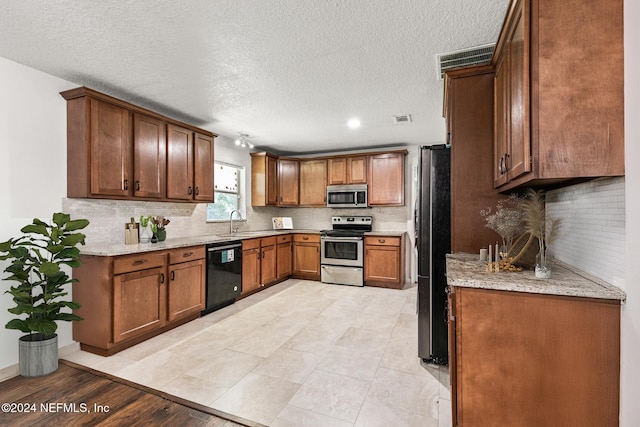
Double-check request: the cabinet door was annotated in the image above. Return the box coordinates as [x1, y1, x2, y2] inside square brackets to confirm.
[90, 99, 131, 197]
[113, 266, 166, 343]
[242, 248, 261, 295]
[347, 156, 367, 184]
[299, 159, 327, 206]
[328, 157, 347, 185]
[166, 124, 194, 200]
[364, 245, 400, 284]
[193, 132, 215, 201]
[133, 113, 165, 199]
[293, 243, 320, 277]
[261, 244, 277, 285]
[278, 159, 299, 206]
[494, 53, 510, 188]
[506, 0, 531, 182]
[277, 242, 292, 280]
[368, 153, 405, 206]
[167, 259, 205, 321]
[250, 153, 279, 206]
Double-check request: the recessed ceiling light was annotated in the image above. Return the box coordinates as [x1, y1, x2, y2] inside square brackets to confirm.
[347, 119, 361, 129]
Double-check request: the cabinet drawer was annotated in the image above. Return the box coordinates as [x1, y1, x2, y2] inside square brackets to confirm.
[293, 234, 320, 243]
[364, 236, 401, 247]
[276, 234, 292, 244]
[242, 238, 261, 251]
[260, 236, 277, 246]
[113, 252, 166, 275]
[169, 246, 205, 264]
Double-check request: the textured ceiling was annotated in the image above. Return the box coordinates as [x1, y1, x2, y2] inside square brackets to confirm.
[0, 0, 509, 155]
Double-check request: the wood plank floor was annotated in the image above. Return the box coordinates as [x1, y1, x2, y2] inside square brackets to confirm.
[0, 360, 259, 427]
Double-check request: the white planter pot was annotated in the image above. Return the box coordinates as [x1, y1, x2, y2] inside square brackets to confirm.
[19, 333, 58, 377]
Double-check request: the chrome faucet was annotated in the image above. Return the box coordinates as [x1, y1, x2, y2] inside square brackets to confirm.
[229, 209, 242, 234]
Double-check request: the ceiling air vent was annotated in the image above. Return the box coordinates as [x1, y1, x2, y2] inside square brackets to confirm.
[392, 114, 412, 124]
[435, 43, 495, 80]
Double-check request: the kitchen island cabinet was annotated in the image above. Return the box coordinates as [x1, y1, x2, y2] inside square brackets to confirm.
[492, 0, 624, 191]
[72, 246, 206, 356]
[446, 254, 624, 426]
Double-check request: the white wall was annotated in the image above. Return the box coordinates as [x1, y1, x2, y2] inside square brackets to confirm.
[0, 57, 77, 370]
[621, 1, 640, 423]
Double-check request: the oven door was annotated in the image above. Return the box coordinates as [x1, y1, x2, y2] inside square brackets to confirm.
[321, 236, 364, 267]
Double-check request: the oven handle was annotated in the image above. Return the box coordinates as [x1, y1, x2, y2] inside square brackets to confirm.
[321, 236, 364, 241]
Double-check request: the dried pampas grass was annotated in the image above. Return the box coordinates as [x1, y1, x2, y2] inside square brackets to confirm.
[523, 189, 561, 266]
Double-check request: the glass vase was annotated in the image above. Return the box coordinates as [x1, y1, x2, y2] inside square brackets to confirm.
[139, 226, 151, 243]
[535, 251, 552, 279]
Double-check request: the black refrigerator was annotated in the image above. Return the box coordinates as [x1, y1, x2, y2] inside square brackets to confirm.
[416, 145, 451, 365]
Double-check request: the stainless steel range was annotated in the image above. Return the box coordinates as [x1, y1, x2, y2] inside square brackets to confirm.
[320, 216, 372, 286]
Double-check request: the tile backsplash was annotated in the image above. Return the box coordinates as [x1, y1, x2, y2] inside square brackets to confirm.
[546, 177, 625, 287]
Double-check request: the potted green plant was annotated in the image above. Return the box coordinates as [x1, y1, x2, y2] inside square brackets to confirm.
[150, 216, 170, 242]
[0, 213, 89, 377]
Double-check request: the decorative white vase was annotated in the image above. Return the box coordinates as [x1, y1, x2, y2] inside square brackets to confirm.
[139, 225, 151, 243]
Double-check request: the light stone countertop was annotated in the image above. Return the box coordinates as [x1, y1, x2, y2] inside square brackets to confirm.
[80, 229, 322, 256]
[446, 253, 626, 301]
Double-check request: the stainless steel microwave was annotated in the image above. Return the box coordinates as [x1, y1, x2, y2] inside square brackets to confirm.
[326, 184, 368, 208]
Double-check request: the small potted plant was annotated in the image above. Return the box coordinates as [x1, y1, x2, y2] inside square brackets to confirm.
[139, 215, 152, 243]
[150, 216, 170, 242]
[0, 213, 89, 376]
[523, 189, 562, 278]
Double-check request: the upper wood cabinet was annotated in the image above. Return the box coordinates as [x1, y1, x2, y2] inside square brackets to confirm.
[278, 158, 300, 206]
[61, 87, 216, 202]
[492, 0, 624, 191]
[133, 113, 166, 199]
[327, 156, 367, 185]
[193, 133, 215, 201]
[251, 152, 279, 206]
[368, 152, 405, 206]
[299, 159, 327, 206]
[444, 65, 507, 253]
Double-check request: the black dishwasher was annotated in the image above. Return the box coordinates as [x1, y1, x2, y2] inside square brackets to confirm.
[202, 241, 242, 315]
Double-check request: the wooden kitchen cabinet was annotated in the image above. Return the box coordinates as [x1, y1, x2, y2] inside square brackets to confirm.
[276, 234, 293, 280]
[364, 235, 404, 289]
[449, 286, 620, 426]
[299, 159, 327, 206]
[327, 156, 367, 185]
[167, 247, 205, 322]
[193, 132, 215, 201]
[278, 158, 300, 206]
[292, 234, 320, 280]
[368, 152, 405, 206]
[492, 0, 624, 191]
[444, 65, 507, 253]
[72, 246, 206, 356]
[260, 236, 278, 285]
[166, 124, 194, 200]
[251, 152, 279, 206]
[61, 87, 216, 202]
[242, 239, 262, 296]
[133, 113, 166, 199]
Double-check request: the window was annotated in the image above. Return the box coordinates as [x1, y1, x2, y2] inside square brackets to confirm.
[206, 162, 245, 221]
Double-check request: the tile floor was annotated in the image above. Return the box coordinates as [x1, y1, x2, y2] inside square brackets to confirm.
[64, 279, 451, 427]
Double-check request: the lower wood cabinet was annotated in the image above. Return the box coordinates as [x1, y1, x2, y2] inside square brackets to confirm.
[241, 236, 278, 297]
[276, 234, 293, 280]
[73, 246, 205, 356]
[364, 235, 405, 289]
[448, 286, 621, 426]
[292, 234, 320, 280]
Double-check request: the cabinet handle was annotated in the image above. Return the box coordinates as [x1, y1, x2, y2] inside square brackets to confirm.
[188, 186, 193, 195]
[195, 187, 199, 195]
[136, 181, 140, 191]
[262, 251, 266, 258]
[160, 273, 165, 284]
[257, 251, 261, 260]
[133, 259, 147, 266]
[124, 179, 129, 190]
[378, 239, 386, 243]
[303, 236, 309, 240]
[183, 252, 193, 257]
[170, 271, 175, 281]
